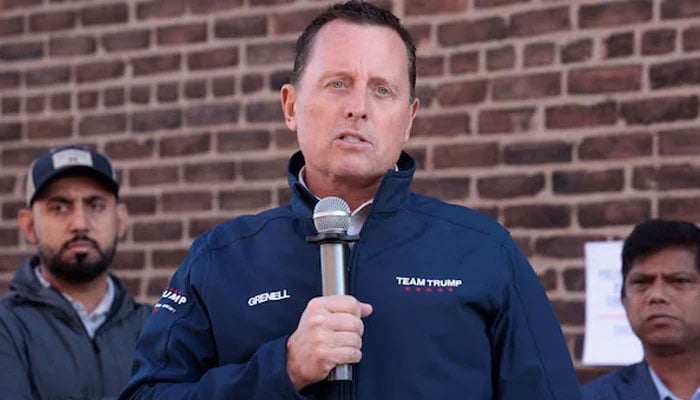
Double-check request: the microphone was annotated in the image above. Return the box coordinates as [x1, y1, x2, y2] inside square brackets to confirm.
[306, 196, 359, 381]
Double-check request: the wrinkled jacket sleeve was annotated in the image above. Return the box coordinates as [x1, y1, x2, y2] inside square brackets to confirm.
[491, 237, 583, 400]
[118, 238, 308, 400]
[0, 309, 34, 399]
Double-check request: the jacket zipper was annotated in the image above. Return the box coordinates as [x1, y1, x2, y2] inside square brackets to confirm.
[346, 234, 362, 400]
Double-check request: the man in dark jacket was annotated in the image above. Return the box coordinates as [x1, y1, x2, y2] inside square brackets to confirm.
[582, 220, 700, 400]
[120, 2, 582, 399]
[0, 145, 151, 400]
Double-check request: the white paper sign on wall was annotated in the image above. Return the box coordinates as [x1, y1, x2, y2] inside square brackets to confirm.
[582, 241, 643, 366]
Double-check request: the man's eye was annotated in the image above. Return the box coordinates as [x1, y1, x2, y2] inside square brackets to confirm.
[377, 86, 390, 95]
[89, 201, 106, 212]
[50, 204, 69, 213]
[331, 81, 344, 89]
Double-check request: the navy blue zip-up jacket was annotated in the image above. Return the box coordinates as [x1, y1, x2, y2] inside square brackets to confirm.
[119, 151, 582, 400]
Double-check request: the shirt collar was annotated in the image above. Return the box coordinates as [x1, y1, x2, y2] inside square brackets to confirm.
[34, 265, 115, 319]
[297, 164, 399, 208]
[286, 151, 416, 219]
[648, 364, 700, 400]
[297, 166, 382, 235]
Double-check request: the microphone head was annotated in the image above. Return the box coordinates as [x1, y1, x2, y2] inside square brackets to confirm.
[313, 196, 351, 233]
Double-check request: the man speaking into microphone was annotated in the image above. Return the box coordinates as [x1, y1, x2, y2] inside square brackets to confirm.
[120, 1, 581, 399]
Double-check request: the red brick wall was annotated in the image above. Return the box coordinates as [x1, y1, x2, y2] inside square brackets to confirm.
[2, 0, 700, 382]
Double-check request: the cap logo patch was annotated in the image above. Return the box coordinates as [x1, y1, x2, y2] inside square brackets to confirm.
[52, 148, 93, 169]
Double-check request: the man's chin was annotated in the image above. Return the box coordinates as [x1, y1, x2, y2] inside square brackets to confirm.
[644, 338, 689, 357]
[329, 163, 386, 182]
[643, 332, 684, 348]
[48, 262, 109, 284]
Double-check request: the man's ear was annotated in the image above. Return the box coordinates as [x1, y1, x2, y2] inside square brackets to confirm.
[403, 97, 421, 144]
[116, 202, 129, 240]
[280, 83, 298, 132]
[17, 208, 38, 245]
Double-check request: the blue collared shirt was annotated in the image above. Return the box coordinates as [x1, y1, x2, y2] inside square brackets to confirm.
[649, 365, 700, 400]
[35, 267, 115, 338]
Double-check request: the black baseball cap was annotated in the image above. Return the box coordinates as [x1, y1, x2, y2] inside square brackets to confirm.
[26, 145, 119, 206]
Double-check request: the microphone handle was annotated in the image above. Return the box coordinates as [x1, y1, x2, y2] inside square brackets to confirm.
[319, 241, 352, 381]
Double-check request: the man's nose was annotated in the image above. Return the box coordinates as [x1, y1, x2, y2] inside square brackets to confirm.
[646, 279, 670, 303]
[344, 88, 369, 120]
[68, 205, 90, 233]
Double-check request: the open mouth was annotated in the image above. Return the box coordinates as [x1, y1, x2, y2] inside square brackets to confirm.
[340, 134, 365, 143]
[336, 131, 371, 146]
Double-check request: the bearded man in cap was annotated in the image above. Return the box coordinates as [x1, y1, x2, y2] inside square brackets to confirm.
[0, 145, 151, 400]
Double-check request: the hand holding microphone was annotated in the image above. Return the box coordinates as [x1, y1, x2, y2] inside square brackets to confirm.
[286, 296, 372, 390]
[286, 197, 373, 391]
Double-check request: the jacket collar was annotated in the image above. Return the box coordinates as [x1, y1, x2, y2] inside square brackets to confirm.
[8, 256, 64, 307]
[7, 255, 133, 323]
[618, 361, 661, 400]
[286, 150, 416, 218]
